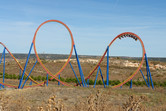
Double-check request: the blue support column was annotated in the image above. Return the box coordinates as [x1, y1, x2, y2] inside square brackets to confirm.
[106, 46, 109, 86]
[0, 49, 4, 64]
[94, 67, 100, 88]
[120, 86, 122, 88]
[18, 43, 33, 89]
[0, 48, 5, 89]
[58, 75, 60, 85]
[19, 69, 22, 80]
[94, 66, 106, 88]
[29, 81, 32, 85]
[69, 61, 81, 86]
[140, 69, 149, 87]
[73, 45, 86, 87]
[145, 53, 154, 89]
[3, 48, 6, 83]
[99, 66, 106, 88]
[21, 60, 38, 89]
[0, 84, 5, 89]
[46, 74, 48, 86]
[87, 79, 89, 87]
[130, 79, 132, 89]
[2, 85, 4, 88]
[0, 49, 4, 89]
[146, 63, 150, 88]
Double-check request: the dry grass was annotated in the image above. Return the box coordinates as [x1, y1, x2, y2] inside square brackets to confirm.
[0, 86, 166, 111]
[123, 95, 147, 111]
[0, 58, 166, 110]
[1, 58, 166, 84]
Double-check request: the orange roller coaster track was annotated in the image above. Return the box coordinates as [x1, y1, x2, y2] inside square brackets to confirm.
[0, 20, 154, 89]
[83, 32, 146, 88]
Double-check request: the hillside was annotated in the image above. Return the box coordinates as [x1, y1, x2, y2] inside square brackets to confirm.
[0, 53, 166, 62]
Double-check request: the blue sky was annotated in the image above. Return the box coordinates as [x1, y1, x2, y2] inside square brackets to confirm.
[0, 0, 166, 57]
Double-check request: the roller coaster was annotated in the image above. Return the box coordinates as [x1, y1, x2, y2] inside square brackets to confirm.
[0, 20, 154, 89]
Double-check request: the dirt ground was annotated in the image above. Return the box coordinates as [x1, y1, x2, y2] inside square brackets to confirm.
[0, 57, 166, 110]
[0, 86, 166, 111]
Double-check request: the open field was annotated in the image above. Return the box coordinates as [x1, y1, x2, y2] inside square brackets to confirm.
[0, 55, 166, 85]
[0, 86, 166, 111]
[0, 55, 166, 110]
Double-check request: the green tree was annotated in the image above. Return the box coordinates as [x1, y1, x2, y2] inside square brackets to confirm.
[60, 77, 65, 82]
[52, 78, 56, 82]
[9, 74, 13, 79]
[98, 80, 103, 85]
[42, 76, 46, 81]
[89, 79, 94, 85]
[5, 73, 9, 79]
[37, 76, 42, 81]
[13, 74, 17, 79]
